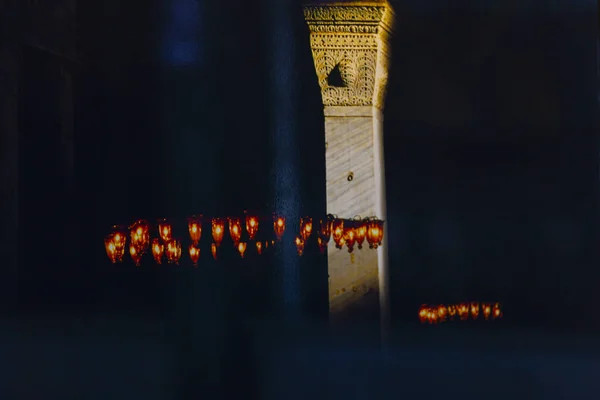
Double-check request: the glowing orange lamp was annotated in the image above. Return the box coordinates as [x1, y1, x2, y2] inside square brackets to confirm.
[343, 221, 356, 253]
[158, 218, 172, 243]
[245, 213, 259, 241]
[256, 241, 263, 255]
[447, 304, 457, 320]
[273, 215, 286, 242]
[129, 244, 142, 266]
[110, 226, 127, 262]
[355, 219, 367, 249]
[300, 217, 313, 242]
[366, 218, 384, 249]
[317, 218, 332, 253]
[151, 238, 164, 264]
[482, 303, 492, 320]
[130, 220, 150, 255]
[437, 304, 448, 323]
[189, 245, 200, 266]
[188, 215, 202, 246]
[295, 236, 305, 256]
[332, 218, 345, 249]
[418, 304, 429, 323]
[470, 302, 480, 320]
[237, 242, 247, 258]
[211, 242, 218, 260]
[492, 303, 502, 319]
[212, 218, 225, 247]
[166, 239, 182, 265]
[457, 303, 469, 320]
[104, 234, 117, 263]
[228, 217, 242, 245]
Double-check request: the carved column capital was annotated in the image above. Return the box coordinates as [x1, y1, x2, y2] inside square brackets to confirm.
[303, 1, 395, 109]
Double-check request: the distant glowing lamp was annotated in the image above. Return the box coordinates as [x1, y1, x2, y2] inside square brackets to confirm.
[166, 239, 182, 265]
[151, 238, 164, 264]
[256, 241, 263, 255]
[273, 216, 286, 241]
[332, 218, 345, 249]
[245, 213, 259, 241]
[129, 244, 142, 266]
[343, 220, 356, 253]
[470, 302, 480, 320]
[355, 219, 367, 249]
[418, 304, 429, 324]
[104, 234, 117, 263]
[457, 303, 469, 321]
[228, 217, 242, 245]
[187, 215, 202, 246]
[366, 218, 384, 249]
[211, 242, 218, 260]
[158, 218, 172, 243]
[447, 304, 457, 320]
[492, 303, 502, 320]
[295, 236, 305, 256]
[212, 218, 225, 247]
[188, 245, 200, 266]
[237, 242, 247, 258]
[482, 303, 492, 320]
[437, 304, 448, 323]
[300, 217, 313, 242]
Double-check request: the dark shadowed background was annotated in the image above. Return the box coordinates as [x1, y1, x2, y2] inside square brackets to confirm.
[1, 0, 599, 398]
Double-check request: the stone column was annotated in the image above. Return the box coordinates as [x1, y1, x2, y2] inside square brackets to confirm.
[303, 1, 394, 334]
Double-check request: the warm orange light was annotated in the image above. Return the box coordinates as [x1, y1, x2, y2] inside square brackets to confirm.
[355, 220, 367, 249]
[470, 302, 480, 320]
[366, 218, 384, 249]
[237, 242, 247, 258]
[110, 226, 127, 262]
[158, 219, 172, 243]
[317, 237, 328, 254]
[332, 218, 344, 249]
[130, 220, 150, 255]
[447, 304, 457, 320]
[188, 245, 200, 266]
[273, 216, 286, 241]
[418, 304, 429, 324]
[300, 217, 313, 242]
[437, 304, 447, 323]
[129, 244, 142, 266]
[457, 303, 469, 321]
[245, 214, 259, 241]
[256, 241, 263, 255]
[295, 236, 305, 256]
[104, 234, 117, 263]
[317, 218, 332, 253]
[492, 303, 502, 319]
[343, 221, 356, 253]
[188, 215, 202, 246]
[211, 242, 218, 260]
[151, 238, 164, 264]
[166, 239, 182, 265]
[228, 217, 242, 245]
[212, 218, 225, 247]
[482, 303, 492, 320]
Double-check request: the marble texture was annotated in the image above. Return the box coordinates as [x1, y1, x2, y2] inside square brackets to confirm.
[325, 106, 387, 317]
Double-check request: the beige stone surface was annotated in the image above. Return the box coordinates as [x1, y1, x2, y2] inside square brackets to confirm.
[304, 2, 393, 328]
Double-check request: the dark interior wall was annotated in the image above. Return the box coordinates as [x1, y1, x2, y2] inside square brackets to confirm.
[385, 4, 599, 328]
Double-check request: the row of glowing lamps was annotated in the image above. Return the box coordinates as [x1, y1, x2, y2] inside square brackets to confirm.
[104, 214, 385, 266]
[419, 302, 503, 324]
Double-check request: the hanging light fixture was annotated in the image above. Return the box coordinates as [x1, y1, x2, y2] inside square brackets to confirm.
[343, 220, 356, 253]
[256, 241, 263, 255]
[492, 303, 502, 319]
[188, 215, 202, 246]
[245, 212, 259, 241]
[482, 303, 492, 320]
[228, 217, 242, 246]
[166, 239, 182, 265]
[212, 218, 225, 247]
[129, 244, 142, 266]
[366, 218, 384, 249]
[300, 217, 313, 242]
[110, 225, 127, 262]
[317, 217, 332, 253]
[158, 218, 172, 243]
[151, 238, 164, 264]
[332, 218, 345, 249]
[437, 304, 448, 323]
[237, 242, 247, 258]
[355, 218, 367, 249]
[457, 303, 469, 321]
[189, 245, 200, 266]
[470, 302, 480, 320]
[130, 220, 150, 255]
[104, 234, 118, 263]
[447, 304, 457, 320]
[295, 236, 305, 256]
[418, 304, 429, 324]
[273, 215, 286, 242]
[211, 242, 218, 260]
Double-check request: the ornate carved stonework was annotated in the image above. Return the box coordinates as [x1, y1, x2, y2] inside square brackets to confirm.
[303, 2, 394, 109]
